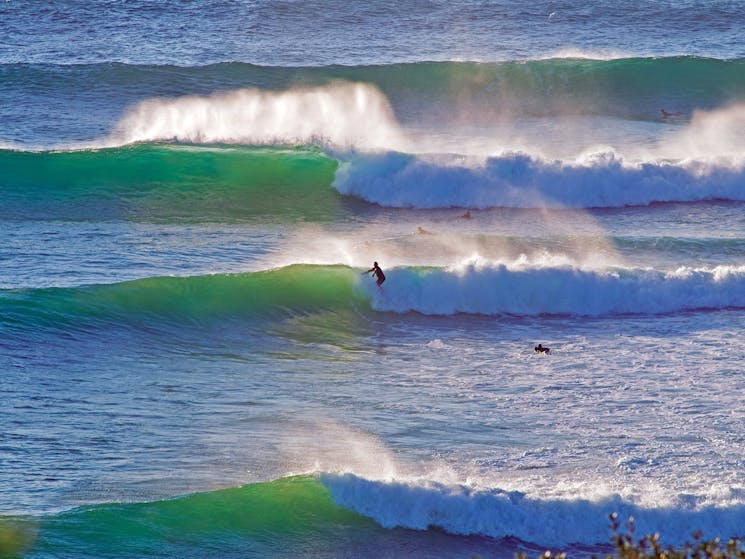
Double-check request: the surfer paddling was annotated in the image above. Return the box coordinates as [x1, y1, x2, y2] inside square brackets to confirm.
[534, 343, 550, 354]
[364, 261, 386, 287]
[661, 108, 683, 119]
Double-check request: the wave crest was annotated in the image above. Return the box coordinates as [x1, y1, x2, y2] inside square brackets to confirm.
[321, 472, 745, 547]
[110, 82, 404, 149]
[333, 150, 745, 209]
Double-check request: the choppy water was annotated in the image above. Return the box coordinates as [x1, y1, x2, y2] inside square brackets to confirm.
[2, 2, 745, 558]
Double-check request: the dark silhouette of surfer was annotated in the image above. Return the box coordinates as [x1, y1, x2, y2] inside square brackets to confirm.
[534, 343, 550, 354]
[661, 108, 683, 119]
[365, 261, 386, 287]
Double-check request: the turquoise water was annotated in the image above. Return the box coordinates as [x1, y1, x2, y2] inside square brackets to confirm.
[2, 2, 745, 558]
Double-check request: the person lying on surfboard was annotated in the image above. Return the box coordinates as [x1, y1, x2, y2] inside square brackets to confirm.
[364, 261, 386, 287]
[660, 108, 683, 119]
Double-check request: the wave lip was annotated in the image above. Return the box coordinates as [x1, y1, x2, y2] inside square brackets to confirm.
[333, 151, 745, 209]
[321, 472, 745, 547]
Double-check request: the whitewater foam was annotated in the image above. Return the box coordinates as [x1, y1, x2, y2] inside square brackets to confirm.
[363, 262, 745, 316]
[540, 47, 632, 61]
[333, 150, 745, 209]
[320, 472, 745, 547]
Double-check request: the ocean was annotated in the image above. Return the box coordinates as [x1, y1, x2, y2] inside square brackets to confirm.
[2, 1, 745, 557]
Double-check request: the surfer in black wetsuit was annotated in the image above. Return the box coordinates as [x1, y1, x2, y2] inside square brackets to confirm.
[534, 343, 550, 354]
[661, 108, 683, 119]
[365, 261, 386, 287]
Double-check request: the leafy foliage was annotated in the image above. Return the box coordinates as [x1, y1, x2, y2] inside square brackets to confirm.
[516, 513, 745, 559]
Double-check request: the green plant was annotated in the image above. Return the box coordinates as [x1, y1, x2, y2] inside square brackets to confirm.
[516, 513, 745, 559]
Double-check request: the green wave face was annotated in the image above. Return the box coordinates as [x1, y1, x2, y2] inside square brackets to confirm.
[9, 57, 744, 120]
[313, 57, 745, 120]
[0, 265, 369, 334]
[19, 476, 374, 558]
[0, 144, 340, 221]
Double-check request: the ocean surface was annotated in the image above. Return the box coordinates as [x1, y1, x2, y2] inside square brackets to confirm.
[2, 1, 745, 558]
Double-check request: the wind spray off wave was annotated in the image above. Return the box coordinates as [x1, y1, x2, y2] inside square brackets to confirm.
[109, 82, 405, 149]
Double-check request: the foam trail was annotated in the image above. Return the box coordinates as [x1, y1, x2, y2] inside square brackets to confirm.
[333, 151, 745, 209]
[109, 82, 405, 149]
[320, 473, 745, 547]
[366, 262, 745, 316]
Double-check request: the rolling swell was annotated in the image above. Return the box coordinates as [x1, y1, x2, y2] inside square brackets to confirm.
[17, 472, 745, 556]
[3, 263, 745, 337]
[0, 144, 339, 221]
[4, 57, 745, 122]
[6, 144, 745, 216]
[19, 476, 374, 558]
[0, 265, 366, 335]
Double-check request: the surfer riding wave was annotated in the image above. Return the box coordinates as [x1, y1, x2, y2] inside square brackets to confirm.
[365, 262, 386, 287]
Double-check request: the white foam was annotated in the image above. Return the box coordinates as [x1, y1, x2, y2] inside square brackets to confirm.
[361, 262, 745, 316]
[333, 150, 745, 209]
[320, 472, 745, 547]
[540, 47, 632, 61]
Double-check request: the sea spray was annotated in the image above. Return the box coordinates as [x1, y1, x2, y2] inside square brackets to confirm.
[6, 58, 745, 149]
[109, 82, 405, 149]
